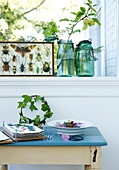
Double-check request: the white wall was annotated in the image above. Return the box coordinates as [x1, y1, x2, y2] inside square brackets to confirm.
[0, 77, 119, 170]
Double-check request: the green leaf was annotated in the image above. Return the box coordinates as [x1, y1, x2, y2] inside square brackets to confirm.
[45, 111, 53, 118]
[41, 103, 49, 111]
[82, 24, 88, 30]
[22, 95, 32, 103]
[27, 118, 33, 124]
[94, 46, 104, 53]
[88, 0, 92, 4]
[70, 19, 76, 22]
[74, 16, 81, 22]
[91, 7, 97, 13]
[22, 95, 29, 98]
[18, 102, 26, 108]
[92, 18, 101, 26]
[70, 12, 77, 15]
[34, 115, 40, 124]
[72, 29, 81, 33]
[80, 7, 86, 13]
[93, 4, 97, 7]
[84, 3, 92, 8]
[59, 18, 69, 22]
[41, 97, 45, 101]
[29, 101, 38, 111]
[34, 95, 41, 102]
[23, 116, 27, 121]
[88, 13, 96, 16]
[77, 11, 85, 17]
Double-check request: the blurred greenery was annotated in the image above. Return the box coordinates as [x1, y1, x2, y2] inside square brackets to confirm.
[0, 0, 46, 41]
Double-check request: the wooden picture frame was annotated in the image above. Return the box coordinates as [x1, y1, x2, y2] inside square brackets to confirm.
[0, 41, 54, 76]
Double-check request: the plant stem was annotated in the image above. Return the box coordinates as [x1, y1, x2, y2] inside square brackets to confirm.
[68, 7, 90, 41]
[20, 0, 46, 17]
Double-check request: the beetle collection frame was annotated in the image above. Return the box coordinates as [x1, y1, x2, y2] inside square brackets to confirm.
[0, 41, 54, 76]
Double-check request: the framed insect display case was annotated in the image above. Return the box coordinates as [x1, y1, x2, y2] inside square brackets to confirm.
[0, 41, 54, 76]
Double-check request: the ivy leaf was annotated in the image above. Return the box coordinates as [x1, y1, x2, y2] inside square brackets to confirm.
[80, 7, 86, 13]
[59, 18, 69, 22]
[92, 18, 101, 26]
[41, 103, 49, 111]
[34, 115, 40, 124]
[34, 95, 41, 102]
[41, 97, 45, 101]
[45, 111, 53, 118]
[23, 116, 27, 121]
[29, 101, 38, 111]
[70, 12, 77, 15]
[27, 118, 33, 124]
[82, 24, 88, 30]
[22, 95, 32, 103]
[18, 102, 26, 108]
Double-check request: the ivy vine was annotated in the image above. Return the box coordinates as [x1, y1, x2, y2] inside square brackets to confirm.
[18, 95, 53, 128]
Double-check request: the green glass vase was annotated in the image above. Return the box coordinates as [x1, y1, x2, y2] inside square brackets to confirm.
[76, 40, 94, 77]
[57, 40, 74, 77]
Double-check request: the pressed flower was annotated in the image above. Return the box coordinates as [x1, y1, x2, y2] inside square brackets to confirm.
[56, 121, 83, 128]
[62, 133, 70, 141]
[56, 122, 62, 127]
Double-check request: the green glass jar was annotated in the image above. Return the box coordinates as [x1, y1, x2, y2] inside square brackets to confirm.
[76, 40, 94, 77]
[57, 40, 74, 77]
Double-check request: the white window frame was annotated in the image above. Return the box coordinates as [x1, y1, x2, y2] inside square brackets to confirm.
[101, 0, 106, 77]
[116, 0, 119, 76]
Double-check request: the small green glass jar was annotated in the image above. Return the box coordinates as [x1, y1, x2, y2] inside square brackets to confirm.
[76, 40, 94, 77]
[57, 40, 74, 77]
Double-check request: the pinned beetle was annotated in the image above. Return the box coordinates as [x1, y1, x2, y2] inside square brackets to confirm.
[20, 63, 25, 73]
[13, 66, 16, 74]
[2, 45, 9, 55]
[42, 62, 51, 74]
[2, 60, 10, 72]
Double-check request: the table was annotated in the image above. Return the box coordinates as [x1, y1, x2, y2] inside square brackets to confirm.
[0, 127, 107, 170]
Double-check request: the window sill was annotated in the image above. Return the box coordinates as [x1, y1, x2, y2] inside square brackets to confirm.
[0, 77, 119, 86]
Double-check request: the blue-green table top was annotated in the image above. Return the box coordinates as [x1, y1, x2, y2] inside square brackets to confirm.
[0, 126, 107, 146]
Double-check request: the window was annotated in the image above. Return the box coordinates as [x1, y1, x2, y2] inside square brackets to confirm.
[0, 0, 118, 77]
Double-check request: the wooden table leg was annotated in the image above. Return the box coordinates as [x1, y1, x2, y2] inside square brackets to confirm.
[0, 165, 7, 170]
[85, 146, 102, 170]
[84, 165, 92, 170]
[84, 165, 101, 170]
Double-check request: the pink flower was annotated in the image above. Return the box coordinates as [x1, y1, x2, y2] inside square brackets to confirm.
[62, 133, 70, 141]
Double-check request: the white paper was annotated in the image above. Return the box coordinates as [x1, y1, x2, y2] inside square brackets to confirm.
[0, 131, 9, 141]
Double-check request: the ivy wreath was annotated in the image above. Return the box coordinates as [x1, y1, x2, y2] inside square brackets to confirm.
[18, 95, 53, 128]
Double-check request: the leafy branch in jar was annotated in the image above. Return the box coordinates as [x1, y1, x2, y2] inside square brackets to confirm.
[59, 0, 101, 40]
